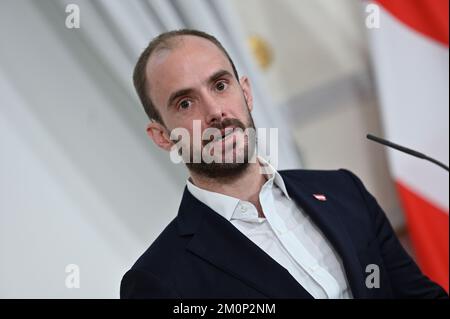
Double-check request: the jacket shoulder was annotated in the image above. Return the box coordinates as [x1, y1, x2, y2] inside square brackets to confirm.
[279, 168, 370, 211]
[126, 217, 184, 278]
[279, 168, 357, 186]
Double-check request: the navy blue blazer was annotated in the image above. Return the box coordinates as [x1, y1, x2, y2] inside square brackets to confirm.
[120, 169, 447, 299]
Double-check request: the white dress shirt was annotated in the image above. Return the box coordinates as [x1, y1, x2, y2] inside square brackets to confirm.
[186, 158, 353, 299]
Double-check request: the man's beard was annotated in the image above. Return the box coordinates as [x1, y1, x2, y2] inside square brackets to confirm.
[184, 109, 257, 180]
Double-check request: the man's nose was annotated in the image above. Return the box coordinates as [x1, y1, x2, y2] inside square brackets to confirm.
[203, 94, 224, 126]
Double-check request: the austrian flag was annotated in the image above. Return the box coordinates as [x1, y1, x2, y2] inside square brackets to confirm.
[368, 0, 449, 292]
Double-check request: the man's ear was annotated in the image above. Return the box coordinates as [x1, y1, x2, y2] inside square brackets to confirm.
[146, 121, 173, 152]
[239, 76, 254, 112]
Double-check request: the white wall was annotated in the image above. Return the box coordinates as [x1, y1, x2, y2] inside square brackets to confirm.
[0, 0, 186, 298]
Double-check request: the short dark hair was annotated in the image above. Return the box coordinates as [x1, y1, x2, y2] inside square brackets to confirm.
[133, 29, 240, 125]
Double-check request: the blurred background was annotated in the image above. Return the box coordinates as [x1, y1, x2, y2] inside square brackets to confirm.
[0, 0, 448, 298]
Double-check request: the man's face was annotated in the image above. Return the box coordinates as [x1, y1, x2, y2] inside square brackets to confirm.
[145, 35, 256, 178]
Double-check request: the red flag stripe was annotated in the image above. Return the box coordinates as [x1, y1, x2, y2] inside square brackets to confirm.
[375, 0, 449, 46]
[396, 180, 449, 293]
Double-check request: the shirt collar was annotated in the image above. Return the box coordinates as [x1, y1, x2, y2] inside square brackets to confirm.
[186, 179, 239, 221]
[258, 156, 291, 200]
[186, 156, 291, 221]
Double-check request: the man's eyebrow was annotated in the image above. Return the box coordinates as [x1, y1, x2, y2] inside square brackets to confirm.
[167, 88, 194, 108]
[208, 69, 233, 84]
[166, 70, 234, 108]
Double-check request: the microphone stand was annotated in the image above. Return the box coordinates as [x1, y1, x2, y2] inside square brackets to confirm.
[366, 134, 449, 172]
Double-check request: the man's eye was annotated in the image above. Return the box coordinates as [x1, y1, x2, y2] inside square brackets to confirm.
[215, 81, 228, 92]
[179, 100, 192, 110]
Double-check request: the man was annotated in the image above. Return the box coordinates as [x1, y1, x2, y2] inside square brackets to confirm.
[120, 29, 447, 299]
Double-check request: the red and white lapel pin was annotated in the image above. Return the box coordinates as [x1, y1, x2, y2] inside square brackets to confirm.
[313, 194, 327, 201]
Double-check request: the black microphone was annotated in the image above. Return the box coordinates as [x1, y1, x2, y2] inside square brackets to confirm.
[366, 134, 449, 172]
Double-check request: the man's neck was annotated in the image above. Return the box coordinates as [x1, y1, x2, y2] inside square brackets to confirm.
[189, 162, 267, 217]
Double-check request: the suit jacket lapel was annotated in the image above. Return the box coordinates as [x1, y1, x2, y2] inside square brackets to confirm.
[280, 171, 368, 298]
[177, 188, 313, 298]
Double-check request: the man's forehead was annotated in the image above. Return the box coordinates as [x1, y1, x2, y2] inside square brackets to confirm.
[147, 35, 229, 72]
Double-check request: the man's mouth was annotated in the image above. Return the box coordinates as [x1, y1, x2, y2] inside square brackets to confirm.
[204, 127, 236, 144]
[214, 129, 234, 142]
